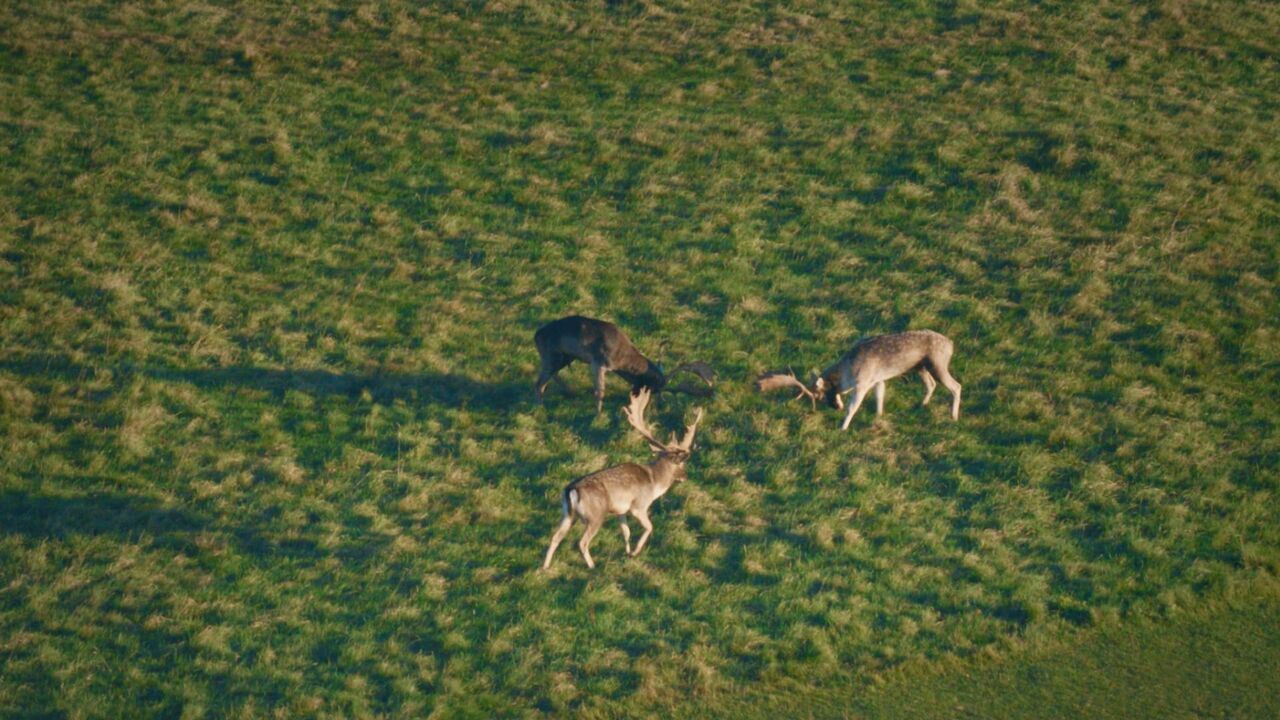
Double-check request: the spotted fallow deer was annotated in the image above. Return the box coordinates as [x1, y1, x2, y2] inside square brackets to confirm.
[534, 315, 714, 413]
[756, 330, 962, 430]
[541, 388, 702, 570]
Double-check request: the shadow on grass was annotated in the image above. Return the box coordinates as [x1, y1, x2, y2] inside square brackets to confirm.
[0, 489, 396, 565]
[704, 530, 786, 588]
[0, 490, 204, 547]
[152, 365, 528, 410]
[0, 354, 527, 409]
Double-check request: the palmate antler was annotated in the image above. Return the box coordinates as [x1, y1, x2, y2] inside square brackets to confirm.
[623, 388, 667, 452]
[665, 361, 716, 398]
[671, 361, 715, 385]
[676, 407, 703, 452]
[624, 388, 703, 453]
[755, 369, 818, 411]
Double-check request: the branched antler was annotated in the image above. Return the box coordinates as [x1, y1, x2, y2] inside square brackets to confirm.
[677, 407, 703, 451]
[623, 388, 667, 452]
[666, 361, 716, 398]
[670, 361, 716, 386]
[624, 388, 705, 453]
[667, 380, 715, 398]
[755, 369, 818, 411]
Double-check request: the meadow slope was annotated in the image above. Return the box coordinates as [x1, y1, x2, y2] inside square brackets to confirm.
[1, 1, 1278, 717]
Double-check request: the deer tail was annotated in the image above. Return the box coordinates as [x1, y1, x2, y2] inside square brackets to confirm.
[563, 487, 580, 518]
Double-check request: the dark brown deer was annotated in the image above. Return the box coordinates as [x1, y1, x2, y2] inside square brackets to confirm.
[757, 330, 962, 430]
[542, 388, 702, 569]
[534, 315, 714, 413]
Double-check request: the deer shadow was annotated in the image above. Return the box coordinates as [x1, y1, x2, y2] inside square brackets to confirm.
[1, 354, 717, 421]
[0, 489, 398, 567]
[0, 355, 528, 411]
[151, 365, 528, 410]
[0, 489, 206, 552]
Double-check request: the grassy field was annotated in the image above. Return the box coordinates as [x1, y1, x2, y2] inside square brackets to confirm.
[863, 576, 1280, 719]
[2, 1, 1278, 717]
[717, 574, 1280, 719]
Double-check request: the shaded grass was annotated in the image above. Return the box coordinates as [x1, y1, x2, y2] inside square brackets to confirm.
[1, 0, 1278, 717]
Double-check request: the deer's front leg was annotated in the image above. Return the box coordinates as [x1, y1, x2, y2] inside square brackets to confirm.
[840, 385, 869, 430]
[629, 508, 654, 556]
[591, 362, 607, 414]
[619, 518, 632, 556]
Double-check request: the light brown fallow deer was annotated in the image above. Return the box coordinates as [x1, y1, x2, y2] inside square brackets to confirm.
[757, 330, 962, 430]
[542, 388, 703, 569]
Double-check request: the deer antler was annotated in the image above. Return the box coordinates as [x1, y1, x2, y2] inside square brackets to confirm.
[623, 388, 667, 452]
[670, 361, 716, 386]
[665, 361, 716, 398]
[667, 381, 715, 398]
[677, 407, 703, 452]
[755, 370, 818, 411]
[624, 388, 704, 454]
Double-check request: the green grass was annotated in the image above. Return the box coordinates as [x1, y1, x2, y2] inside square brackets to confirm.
[1, 1, 1278, 717]
[717, 576, 1280, 719]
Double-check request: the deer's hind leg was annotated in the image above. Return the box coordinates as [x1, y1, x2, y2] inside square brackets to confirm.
[874, 381, 886, 416]
[940, 370, 961, 420]
[551, 374, 574, 394]
[929, 359, 962, 420]
[542, 514, 574, 570]
[578, 517, 604, 568]
[918, 367, 937, 406]
[535, 353, 573, 402]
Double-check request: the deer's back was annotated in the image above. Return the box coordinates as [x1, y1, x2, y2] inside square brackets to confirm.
[536, 316, 633, 363]
[569, 462, 653, 515]
[839, 330, 953, 378]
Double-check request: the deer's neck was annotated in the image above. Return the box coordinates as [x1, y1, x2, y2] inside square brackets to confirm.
[646, 457, 681, 496]
[820, 362, 844, 390]
[615, 353, 662, 389]
[613, 344, 654, 374]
